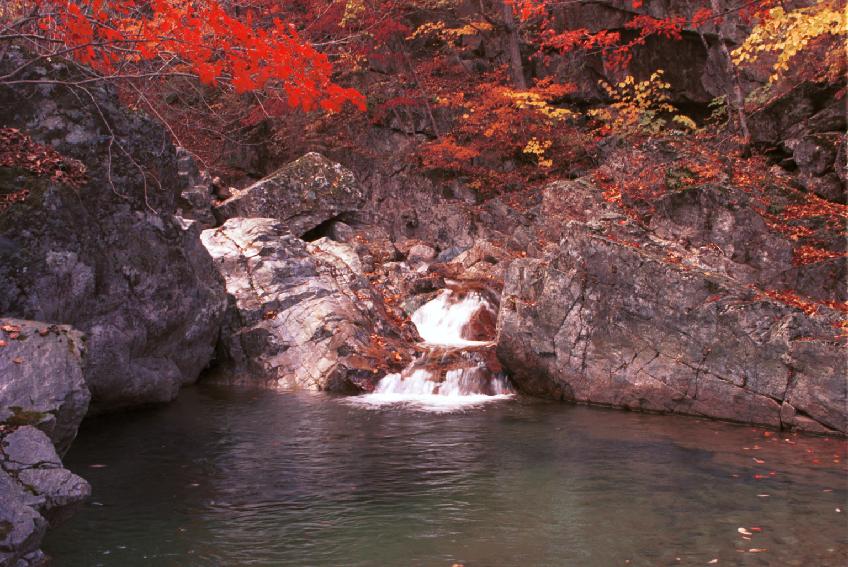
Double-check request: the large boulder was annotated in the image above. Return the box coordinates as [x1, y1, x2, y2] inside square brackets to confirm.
[0, 320, 89, 456]
[0, 426, 89, 567]
[0, 48, 227, 412]
[201, 218, 412, 392]
[497, 222, 847, 434]
[214, 153, 365, 237]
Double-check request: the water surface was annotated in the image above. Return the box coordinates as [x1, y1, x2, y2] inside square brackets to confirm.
[45, 386, 847, 566]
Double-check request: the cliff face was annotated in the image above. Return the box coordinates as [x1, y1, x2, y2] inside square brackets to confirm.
[496, 178, 847, 434]
[0, 48, 227, 413]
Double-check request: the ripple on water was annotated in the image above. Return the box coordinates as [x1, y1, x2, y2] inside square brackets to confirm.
[43, 386, 848, 567]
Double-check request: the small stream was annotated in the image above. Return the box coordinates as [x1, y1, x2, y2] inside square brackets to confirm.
[351, 289, 514, 411]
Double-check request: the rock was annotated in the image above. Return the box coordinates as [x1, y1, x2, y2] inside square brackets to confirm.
[0, 48, 227, 413]
[326, 220, 355, 243]
[436, 246, 467, 263]
[647, 184, 846, 302]
[788, 135, 838, 177]
[497, 223, 847, 434]
[201, 218, 411, 392]
[407, 243, 437, 264]
[350, 225, 399, 264]
[307, 237, 364, 275]
[174, 147, 216, 227]
[0, 320, 89, 456]
[214, 153, 365, 237]
[0, 426, 89, 567]
[450, 239, 511, 282]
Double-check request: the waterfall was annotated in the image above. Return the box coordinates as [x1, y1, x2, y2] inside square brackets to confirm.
[411, 290, 493, 347]
[349, 288, 515, 411]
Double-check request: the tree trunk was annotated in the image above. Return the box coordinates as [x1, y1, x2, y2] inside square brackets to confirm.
[501, 1, 527, 89]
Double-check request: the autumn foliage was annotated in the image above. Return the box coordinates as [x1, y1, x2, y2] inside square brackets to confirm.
[3, 1, 365, 112]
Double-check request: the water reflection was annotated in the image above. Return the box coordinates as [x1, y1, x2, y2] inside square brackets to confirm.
[44, 386, 847, 566]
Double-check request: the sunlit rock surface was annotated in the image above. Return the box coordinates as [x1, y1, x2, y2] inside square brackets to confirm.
[201, 217, 411, 392]
[214, 153, 365, 237]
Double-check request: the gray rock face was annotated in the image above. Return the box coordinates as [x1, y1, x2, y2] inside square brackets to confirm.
[497, 223, 847, 434]
[0, 426, 89, 567]
[214, 153, 365, 237]
[0, 48, 227, 412]
[0, 319, 89, 456]
[175, 147, 217, 227]
[201, 218, 409, 392]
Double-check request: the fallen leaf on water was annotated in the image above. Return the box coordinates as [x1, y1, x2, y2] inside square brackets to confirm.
[750, 527, 763, 532]
[836, 508, 842, 513]
[748, 548, 767, 553]
[757, 494, 770, 497]
[738, 528, 752, 536]
[753, 458, 765, 464]
[708, 560, 718, 564]
[754, 474, 768, 479]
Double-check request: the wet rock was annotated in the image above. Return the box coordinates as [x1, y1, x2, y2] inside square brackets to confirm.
[214, 153, 365, 237]
[0, 48, 226, 413]
[201, 218, 411, 392]
[497, 223, 847, 434]
[0, 426, 89, 567]
[0, 320, 89, 456]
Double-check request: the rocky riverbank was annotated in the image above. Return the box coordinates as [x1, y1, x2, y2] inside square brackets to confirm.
[1, 33, 846, 564]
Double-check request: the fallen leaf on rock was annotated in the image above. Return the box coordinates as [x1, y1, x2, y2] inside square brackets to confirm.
[0, 340, 5, 347]
[12, 357, 23, 364]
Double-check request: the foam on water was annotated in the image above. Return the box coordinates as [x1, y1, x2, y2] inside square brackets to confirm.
[350, 289, 515, 411]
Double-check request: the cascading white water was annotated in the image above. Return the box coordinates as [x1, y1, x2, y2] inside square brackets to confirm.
[411, 290, 492, 347]
[349, 288, 515, 411]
